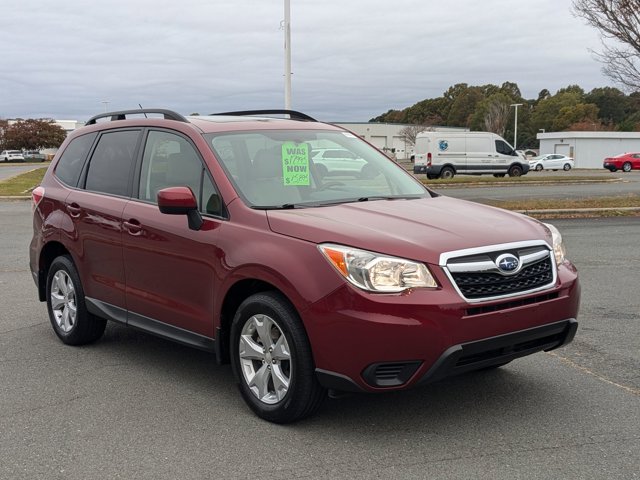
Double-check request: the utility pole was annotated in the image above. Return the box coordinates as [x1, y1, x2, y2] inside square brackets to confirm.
[510, 103, 523, 150]
[284, 0, 292, 110]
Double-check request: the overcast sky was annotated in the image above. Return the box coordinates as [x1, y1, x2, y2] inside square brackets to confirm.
[0, 0, 614, 122]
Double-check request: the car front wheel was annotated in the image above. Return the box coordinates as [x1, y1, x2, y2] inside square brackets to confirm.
[46, 255, 106, 345]
[535, 164, 543, 171]
[508, 165, 523, 177]
[230, 292, 325, 423]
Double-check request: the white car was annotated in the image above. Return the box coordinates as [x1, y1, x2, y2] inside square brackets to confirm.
[529, 154, 574, 171]
[311, 148, 367, 177]
[1, 150, 25, 162]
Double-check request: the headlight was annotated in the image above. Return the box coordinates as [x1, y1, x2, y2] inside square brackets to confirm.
[318, 244, 438, 293]
[544, 223, 566, 265]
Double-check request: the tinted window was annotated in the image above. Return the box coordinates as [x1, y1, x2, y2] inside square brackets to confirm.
[495, 140, 514, 156]
[85, 130, 139, 196]
[139, 130, 219, 214]
[55, 133, 97, 187]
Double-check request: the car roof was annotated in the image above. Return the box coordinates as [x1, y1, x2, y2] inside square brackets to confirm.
[79, 108, 343, 136]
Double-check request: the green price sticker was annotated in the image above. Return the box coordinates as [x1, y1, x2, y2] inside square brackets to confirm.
[281, 142, 310, 186]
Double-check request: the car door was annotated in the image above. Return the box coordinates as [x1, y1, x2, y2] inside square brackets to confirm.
[122, 129, 225, 338]
[65, 129, 141, 312]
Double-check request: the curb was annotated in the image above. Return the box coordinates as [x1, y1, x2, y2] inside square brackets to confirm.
[424, 179, 624, 189]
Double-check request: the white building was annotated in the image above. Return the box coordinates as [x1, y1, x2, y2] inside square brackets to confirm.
[333, 123, 468, 160]
[537, 131, 640, 168]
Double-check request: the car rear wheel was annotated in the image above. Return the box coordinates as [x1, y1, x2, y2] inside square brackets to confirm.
[230, 292, 325, 423]
[535, 164, 543, 171]
[508, 165, 523, 177]
[46, 255, 106, 345]
[563, 163, 571, 171]
[493, 173, 506, 178]
[623, 162, 632, 172]
[439, 166, 455, 180]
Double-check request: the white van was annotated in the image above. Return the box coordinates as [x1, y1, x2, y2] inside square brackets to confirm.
[413, 131, 529, 179]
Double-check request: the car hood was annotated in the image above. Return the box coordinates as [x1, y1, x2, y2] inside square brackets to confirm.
[266, 196, 549, 264]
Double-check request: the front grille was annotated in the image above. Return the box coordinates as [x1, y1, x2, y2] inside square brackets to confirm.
[451, 257, 553, 299]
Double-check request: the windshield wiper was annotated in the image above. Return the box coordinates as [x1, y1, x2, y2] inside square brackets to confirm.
[357, 195, 422, 202]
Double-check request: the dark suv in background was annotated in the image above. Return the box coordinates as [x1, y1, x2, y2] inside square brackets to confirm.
[30, 109, 580, 423]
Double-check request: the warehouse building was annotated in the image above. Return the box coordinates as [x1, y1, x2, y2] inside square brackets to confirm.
[537, 131, 640, 168]
[333, 123, 468, 160]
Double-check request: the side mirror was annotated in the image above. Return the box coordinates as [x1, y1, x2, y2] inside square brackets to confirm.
[157, 186, 203, 231]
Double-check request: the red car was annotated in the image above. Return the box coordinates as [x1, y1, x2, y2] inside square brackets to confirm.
[603, 152, 640, 172]
[30, 109, 580, 423]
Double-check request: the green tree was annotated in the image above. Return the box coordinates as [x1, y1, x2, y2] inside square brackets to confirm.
[585, 86, 630, 123]
[1, 119, 67, 150]
[446, 86, 485, 127]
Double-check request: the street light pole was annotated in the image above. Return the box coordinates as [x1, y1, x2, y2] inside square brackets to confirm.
[510, 103, 523, 150]
[101, 100, 110, 113]
[284, 0, 292, 110]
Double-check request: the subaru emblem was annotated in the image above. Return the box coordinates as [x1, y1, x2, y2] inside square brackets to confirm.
[495, 253, 520, 274]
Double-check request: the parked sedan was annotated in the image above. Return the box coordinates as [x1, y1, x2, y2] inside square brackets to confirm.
[603, 152, 640, 172]
[1, 150, 25, 162]
[529, 154, 574, 171]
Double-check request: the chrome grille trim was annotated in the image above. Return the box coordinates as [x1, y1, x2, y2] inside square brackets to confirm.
[440, 240, 557, 303]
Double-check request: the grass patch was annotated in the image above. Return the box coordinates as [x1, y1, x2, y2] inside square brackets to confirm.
[0, 167, 47, 196]
[483, 194, 640, 211]
[420, 175, 614, 185]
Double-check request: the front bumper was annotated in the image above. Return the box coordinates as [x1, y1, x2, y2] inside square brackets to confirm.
[308, 264, 580, 393]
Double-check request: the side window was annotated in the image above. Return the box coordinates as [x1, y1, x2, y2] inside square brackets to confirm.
[495, 140, 513, 156]
[201, 173, 222, 216]
[139, 131, 214, 212]
[85, 130, 139, 197]
[55, 133, 97, 187]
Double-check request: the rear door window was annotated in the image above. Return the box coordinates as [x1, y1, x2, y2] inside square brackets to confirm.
[85, 130, 140, 197]
[54, 133, 97, 187]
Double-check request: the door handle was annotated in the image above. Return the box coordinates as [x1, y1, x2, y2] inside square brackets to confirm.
[66, 203, 81, 218]
[123, 219, 143, 236]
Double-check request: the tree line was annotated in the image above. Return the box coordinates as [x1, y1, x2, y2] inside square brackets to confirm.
[0, 119, 67, 151]
[370, 82, 640, 149]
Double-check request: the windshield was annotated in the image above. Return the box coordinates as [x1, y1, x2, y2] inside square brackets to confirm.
[203, 129, 428, 208]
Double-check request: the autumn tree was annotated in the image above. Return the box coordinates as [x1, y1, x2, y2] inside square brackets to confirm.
[573, 0, 640, 91]
[1, 119, 67, 150]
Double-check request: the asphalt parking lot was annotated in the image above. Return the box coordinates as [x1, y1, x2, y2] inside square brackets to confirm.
[0, 201, 638, 479]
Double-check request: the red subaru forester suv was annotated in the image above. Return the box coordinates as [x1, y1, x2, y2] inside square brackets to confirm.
[30, 109, 580, 423]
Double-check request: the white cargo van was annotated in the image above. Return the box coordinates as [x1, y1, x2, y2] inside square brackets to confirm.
[413, 131, 529, 179]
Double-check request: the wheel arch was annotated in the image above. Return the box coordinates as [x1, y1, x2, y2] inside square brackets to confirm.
[217, 278, 297, 364]
[37, 241, 72, 301]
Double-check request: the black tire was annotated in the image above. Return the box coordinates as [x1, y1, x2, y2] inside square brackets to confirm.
[493, 173, 506, 178]
[439, 166, 455, 180]
[609, 167, 617, 172]
[563, 163, 571, 171]
[230, 292, 325, 423]
[623, 162, 632, 172]
[46, 255, 106, 345]
[535, 164, 543, 171]
[508, 165, 523, 177]
[426, 174, 438, 180]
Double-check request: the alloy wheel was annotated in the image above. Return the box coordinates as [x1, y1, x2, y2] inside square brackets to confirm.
[50, 270, 77, 333]
[238, 314, 291, 404]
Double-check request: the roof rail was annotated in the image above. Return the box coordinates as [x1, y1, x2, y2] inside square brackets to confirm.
[85, 109, 189, 126]
[210, 109, 317, 122]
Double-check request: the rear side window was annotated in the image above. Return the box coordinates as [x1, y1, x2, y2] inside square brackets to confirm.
[55, 133, 97, 187]
[85, 130, 140, 197]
